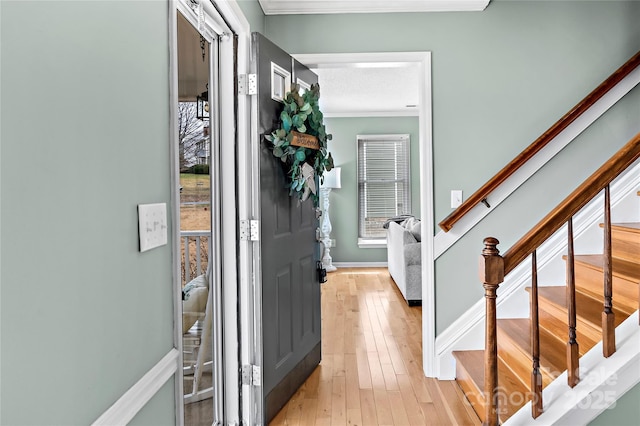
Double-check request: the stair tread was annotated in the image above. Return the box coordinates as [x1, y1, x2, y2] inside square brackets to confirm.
[571, 254, 640, 281]
[536, 286, 628, 328]
[453, 349, 529, 421]
[613, 222, 640, 232]
[600, 222, 640, 234]
[497, 319, 566, 383]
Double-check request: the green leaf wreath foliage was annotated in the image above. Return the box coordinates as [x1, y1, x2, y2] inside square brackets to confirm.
[265, 83, 334, 205]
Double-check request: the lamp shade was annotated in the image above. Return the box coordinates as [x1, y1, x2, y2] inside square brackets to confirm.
[321, 167, 341, 189]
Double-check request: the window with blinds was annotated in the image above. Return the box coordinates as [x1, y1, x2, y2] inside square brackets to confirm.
[357, 134, 411, 239]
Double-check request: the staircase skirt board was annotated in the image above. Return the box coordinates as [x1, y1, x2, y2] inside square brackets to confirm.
[455, 218, 640, 423]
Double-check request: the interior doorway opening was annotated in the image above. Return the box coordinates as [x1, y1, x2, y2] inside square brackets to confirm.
[293, 52, 436, 377]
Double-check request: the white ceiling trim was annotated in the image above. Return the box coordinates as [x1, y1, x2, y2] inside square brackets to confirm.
[259, 0, 490, 15]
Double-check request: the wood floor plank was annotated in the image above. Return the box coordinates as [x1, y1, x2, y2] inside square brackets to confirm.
[384, 335, 408, 376]
[360, 389, 378, 425]
[346, 408, 363, 426]
[367, 350, 387, 390]
[439, 380, 480, 425]
[388, 391, 411, 425]
[315, 378, 333, 425]
[284, 384, 305, 425]
[331, 376, 347, 426]
[373, 389, 394, 426]
[396, 374, 426, 426]
[268, 268, 475, 425]
[452, 379, 482, 425]
[333, 354, 345, 377]
[424, 378, 457, 425]
[300, 399, 318, 426]
[356, 349, 372, 390]
[344, 354, 361, 410]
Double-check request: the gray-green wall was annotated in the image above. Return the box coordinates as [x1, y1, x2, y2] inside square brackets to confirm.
[236, 0, 266, 34]
[1, 1, 175, 424]
[326, 116, 421, 263]
[589, 382, 640, 426]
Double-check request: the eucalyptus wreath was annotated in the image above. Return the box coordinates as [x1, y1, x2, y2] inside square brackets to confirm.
[265, 83, 334, 205]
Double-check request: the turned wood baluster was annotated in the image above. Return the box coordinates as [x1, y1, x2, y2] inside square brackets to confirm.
[566, 218, 580, 388]
[602, 185, 616, 357]
[480, 237, 504, 426]
[530, 250, 543, 418]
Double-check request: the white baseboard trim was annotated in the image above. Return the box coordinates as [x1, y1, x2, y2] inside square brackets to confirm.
[505, 312, 640, 425]
[332, 262, 388, 268]
[434, 66, 640, 260]
[434, 161, 640, 379]
[92, 348, 179, 426]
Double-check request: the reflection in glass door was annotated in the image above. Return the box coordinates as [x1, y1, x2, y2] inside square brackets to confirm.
[176, 9, 220, 425]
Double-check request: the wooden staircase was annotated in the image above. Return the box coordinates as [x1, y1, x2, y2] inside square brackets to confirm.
[453, 200, 640, 423]
[437, 50, 640, 424]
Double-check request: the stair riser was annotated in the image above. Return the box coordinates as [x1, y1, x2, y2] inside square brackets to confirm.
[537, 308, 598, 355]
[496, 360, 530, 420]
[574, 265, 638, 315]
[497, 328, 558, 388]
[611, 227, 640, 263]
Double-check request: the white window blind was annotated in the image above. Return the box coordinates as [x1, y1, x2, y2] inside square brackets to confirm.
[357, 135, 411, 239]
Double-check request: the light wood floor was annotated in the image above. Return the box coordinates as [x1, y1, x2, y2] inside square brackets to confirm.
[270, 267, 480, 426]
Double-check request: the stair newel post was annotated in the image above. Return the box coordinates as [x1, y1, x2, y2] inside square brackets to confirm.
[479, 237, 504, 426]
[602, 185, 616, 357]
[530, 250, 543, 418]
[566, 218, 580, 388]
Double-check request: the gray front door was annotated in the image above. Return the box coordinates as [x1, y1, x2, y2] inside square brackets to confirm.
[253, 33, 322, 423]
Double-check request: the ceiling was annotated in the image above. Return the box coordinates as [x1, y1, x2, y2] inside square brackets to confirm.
[311, 64, 421, 116]
[177, 12, 209, 101]
[259, 0, 490, 15]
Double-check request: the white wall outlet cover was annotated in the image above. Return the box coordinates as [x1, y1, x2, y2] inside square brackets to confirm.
[138, 203, 168, 252]
[451, 190, 463, 208]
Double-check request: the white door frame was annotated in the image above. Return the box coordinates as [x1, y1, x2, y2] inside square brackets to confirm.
[208, 1, 259, 425]
[292, 52, 436, 377]
[170, 1, 251, 425]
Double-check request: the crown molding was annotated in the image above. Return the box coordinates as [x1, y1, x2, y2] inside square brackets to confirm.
[258, 0, 490, 15]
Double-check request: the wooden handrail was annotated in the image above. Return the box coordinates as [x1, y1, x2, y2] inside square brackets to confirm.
[439, 51, 640, 232]
[502, 131, 640, 275]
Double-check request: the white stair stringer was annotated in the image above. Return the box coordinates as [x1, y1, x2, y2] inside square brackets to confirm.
[505, 311, 640, 426]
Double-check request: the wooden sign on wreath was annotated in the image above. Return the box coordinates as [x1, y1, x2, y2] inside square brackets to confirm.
[290, 131, 320, 150]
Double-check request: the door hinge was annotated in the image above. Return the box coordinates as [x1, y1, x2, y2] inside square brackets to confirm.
[242, 364, 261, 386]
[240, 219, 260, 241]
[238, 74, 257, 96]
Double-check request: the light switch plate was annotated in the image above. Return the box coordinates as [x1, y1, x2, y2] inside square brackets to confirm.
[138, 203, 168, 252]
[451, 190, 463, 208]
